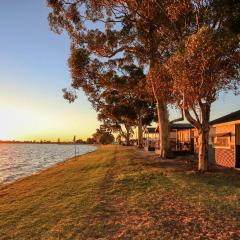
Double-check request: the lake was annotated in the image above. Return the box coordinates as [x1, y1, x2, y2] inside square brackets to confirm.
[0, 143, 96, 185]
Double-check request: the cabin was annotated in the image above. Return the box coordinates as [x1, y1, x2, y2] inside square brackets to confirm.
[209, 110, 240, 169]
[144, 110, 240, 169]
[144, 123, 194, 154]
[143, 127, 158, 151]
[170, 123, 194, 153]
[194, 110, 240, 168]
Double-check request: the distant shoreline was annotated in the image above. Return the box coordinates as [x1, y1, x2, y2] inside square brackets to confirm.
[0, 142, 95, 145]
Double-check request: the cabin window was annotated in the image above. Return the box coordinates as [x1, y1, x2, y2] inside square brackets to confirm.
[213, 135, 230, 148]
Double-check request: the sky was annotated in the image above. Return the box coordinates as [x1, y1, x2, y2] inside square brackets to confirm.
[0, 0, 99, 141]
[0, 1, 239, 141]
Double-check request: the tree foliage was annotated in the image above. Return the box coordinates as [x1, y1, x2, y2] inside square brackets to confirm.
[92, 128, 114, 145]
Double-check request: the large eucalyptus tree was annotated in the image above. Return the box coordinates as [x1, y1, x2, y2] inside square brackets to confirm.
[47, 0, 190, 157]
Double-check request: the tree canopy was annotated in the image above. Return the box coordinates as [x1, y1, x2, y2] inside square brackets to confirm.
[92, 127, 114, 145]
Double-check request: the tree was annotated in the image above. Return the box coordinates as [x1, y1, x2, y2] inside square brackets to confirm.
[96, 65, 155, 147]
[47, 0, 190, 158]
[48, 0, 239, 164]
[98, 102, 135, 146]
[167, 6, 240, 172]
[92, 128, 114, 145]
[76, 139, 84, 144]
[66, 43, 154, 146]
[92, 129, 102, 144]
[86, 137, 95, 144]
[99, 132, 114, 145]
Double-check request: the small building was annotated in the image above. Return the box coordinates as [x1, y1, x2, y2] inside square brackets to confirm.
[143, 127, 158, 151]
[144, 123, 194, 153]
[208, 110, 240, 168]
[144, 110, 240, 168]
[170, 123, 194, 153]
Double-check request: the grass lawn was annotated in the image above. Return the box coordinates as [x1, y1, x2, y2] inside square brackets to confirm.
[0, 145, 239, 239]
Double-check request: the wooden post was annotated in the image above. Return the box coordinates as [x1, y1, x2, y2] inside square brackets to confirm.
[73, 135, 76, 160]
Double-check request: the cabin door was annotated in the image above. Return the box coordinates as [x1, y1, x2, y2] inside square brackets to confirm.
[236, 124, 240, 168]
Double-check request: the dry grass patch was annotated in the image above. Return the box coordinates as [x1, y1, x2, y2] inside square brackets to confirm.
[0, 145, 239, 239]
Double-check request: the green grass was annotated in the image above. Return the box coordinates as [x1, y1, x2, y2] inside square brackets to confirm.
[0, 145, 239, 239]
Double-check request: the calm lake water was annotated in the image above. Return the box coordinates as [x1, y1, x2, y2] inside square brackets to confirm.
[0, 144, 96, 185]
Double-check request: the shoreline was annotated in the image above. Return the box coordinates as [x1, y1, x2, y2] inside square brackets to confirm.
[0, 145, 98, 188]
[0, 142, 95, 145]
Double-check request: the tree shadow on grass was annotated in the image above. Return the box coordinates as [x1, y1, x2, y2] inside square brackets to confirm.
[137, 150, 240, 186]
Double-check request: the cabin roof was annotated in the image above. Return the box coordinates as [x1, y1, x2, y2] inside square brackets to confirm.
[171, 123, 193, 130]
[211, 110, 240, 125]
[155, 123, 193, 132]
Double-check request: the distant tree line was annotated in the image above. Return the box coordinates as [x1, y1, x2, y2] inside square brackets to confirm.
[48, 0, 240, 172]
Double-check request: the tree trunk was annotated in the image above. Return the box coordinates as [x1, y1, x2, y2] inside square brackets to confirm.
[156, 100, 169, 158]
[148, 59, 170, 158]
[138, 117, 143, 149]
[197, 104, 211, 172]
[183, 100, 211, 172]
[125, 125, 131, 146]
[197, 129, 209, 172]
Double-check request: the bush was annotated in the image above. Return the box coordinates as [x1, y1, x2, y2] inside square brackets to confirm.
[99, 132, 114, 145]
